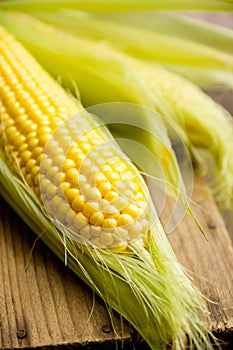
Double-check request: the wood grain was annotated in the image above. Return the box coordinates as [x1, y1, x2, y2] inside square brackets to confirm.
[163, 177, 233, 342]
[0, 199, 131, 349]
[0, 176, 233, 349]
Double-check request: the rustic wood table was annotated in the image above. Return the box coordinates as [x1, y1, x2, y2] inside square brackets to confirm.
[0, 11, 233, 350]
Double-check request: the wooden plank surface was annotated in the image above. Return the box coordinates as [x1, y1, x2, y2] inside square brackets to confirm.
[0, 175, 233, 349]
[166, 178, 233, 344]
[0, 199, 131, 350]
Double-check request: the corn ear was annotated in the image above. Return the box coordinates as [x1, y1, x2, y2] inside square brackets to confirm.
[0, 25, 216, 349]
[1, 11, 233, 213]
[0, 10, 192, 211]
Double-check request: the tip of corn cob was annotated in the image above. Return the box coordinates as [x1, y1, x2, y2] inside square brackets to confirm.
[39, 112, 154, 250]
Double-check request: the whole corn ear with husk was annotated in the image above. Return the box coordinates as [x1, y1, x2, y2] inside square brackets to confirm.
[1, 11, 233, 213]
[0, 25, 216, 350]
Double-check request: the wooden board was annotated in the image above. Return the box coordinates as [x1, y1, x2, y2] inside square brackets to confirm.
[0, 199, 131, 350]
[165, 178, 233, 344]
[0, 175, 233, 349]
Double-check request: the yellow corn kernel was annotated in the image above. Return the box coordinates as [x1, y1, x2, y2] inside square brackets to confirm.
[18, 143, 28, 154]
[71, 195, 85, 212]
[65, 188, 80, 203]
[102, 218, 117, 229]
[25, 173, 34, 186]
[31, 146, 43, 158]
[117, 214, 134, 227]
[107, 172, 121, 184]
[90, 211, 105, 226]
[62, 158, 75, 172]
[104, 190, 119, 203]
[21, 150, 32, 165]
[114, 196, 129, 211]
[99, 181, 112, 196]
[82, 202, 99, 218]
[34, 173, 40, 186]
[66, 168, 79, 187]
[26, 158, 37, 172]
[102, 204, 119, 218]
[57, 182, 70, 197]
[31, 165, 39, 178]
[122, 204, 140, 219]
[84, 187, 102, 202]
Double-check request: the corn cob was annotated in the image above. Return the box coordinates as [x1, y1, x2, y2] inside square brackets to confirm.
[0, 26, 152, 250]
[0, 25, 217, 350]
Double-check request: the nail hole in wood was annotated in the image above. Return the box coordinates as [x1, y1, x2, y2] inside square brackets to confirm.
[208, 220, 216, 229]
[17, 329, 27, 340]
[101, 324, 112, 333]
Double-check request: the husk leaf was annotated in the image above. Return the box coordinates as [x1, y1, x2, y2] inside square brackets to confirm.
[98, 11, 233, 55]
[31, 9, 233, 89]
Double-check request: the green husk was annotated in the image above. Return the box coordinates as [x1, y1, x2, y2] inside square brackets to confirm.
[0, 0, 233, 12]
[98, 11, 233, 55]
[32, 9, 233, 88]
[1, 11, 233, 212]
[159, 64, 233, 88]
